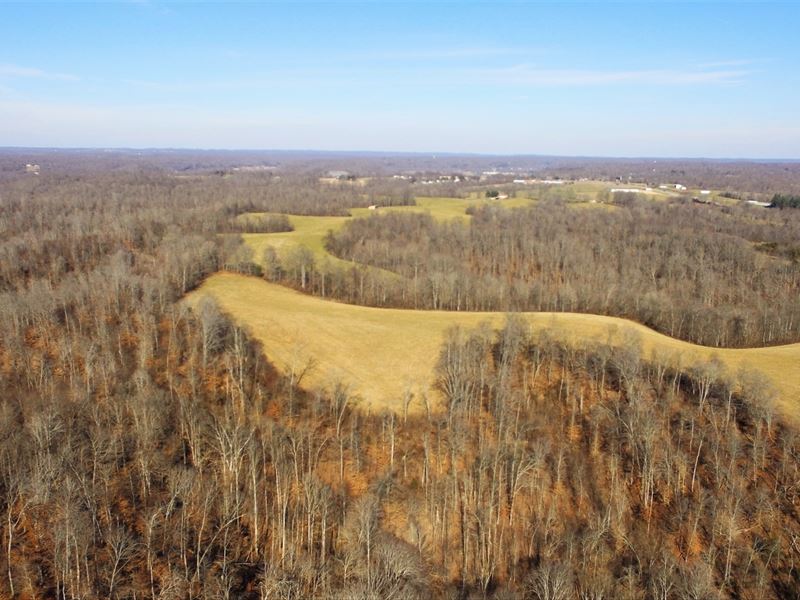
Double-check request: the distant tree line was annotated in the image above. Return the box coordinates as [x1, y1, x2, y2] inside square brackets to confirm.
[221, 213, 293, 234]
[5, 149, 800, 195]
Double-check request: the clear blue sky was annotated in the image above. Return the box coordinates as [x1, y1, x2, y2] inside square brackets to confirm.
[1, 1, 798, 157]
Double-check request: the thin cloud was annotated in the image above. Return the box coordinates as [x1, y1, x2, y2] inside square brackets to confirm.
[0, 64, 79, 81]
[462, 64, 749, 86]
[366, 46, 533, 61]
[121, 78, 272, 92]
[119, 62, 749, 94]
[695, 59, 756, 69]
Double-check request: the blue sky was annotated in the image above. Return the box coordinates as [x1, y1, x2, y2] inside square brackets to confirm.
[1, 1, 798, 157]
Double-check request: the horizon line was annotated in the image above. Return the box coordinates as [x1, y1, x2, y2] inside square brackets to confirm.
[1, 146, 799, 163]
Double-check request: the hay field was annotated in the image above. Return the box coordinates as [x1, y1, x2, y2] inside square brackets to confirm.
[190, 273, 800, 422]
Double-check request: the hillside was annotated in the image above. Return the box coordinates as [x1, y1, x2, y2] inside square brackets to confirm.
[190, 272, 800, 422]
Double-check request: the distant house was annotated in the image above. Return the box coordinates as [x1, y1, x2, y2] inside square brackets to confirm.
[746, 200, 771, 208]
[675, 184, 687, 191]
[368, 205, 377, 210]
[700, 190, 711, 195]
[611, 188, 641, 193]
[25, 163, 40, 175]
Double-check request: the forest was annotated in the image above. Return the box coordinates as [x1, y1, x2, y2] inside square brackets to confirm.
[319, 200, 800, 347]
[771, 195, 800, 210]
[0, 155, 799, 598]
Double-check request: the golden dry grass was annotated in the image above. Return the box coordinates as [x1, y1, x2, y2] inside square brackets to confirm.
[189, 273, 800, 422]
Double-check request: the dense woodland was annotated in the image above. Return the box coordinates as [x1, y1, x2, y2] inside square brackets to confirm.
[1, 157, 800, 598]
[771, 195, 800, 210]
[320, 200, 800, 347]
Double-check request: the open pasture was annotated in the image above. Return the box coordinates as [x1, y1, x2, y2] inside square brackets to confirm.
[190, 272, 800, 422]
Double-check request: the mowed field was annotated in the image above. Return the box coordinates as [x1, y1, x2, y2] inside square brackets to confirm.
[190, 273, 800, 422]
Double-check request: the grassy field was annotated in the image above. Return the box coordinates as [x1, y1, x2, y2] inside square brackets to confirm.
[355, 195, 535, 219]
[239, 214, 353, 268]
[238, 196, 534, 265]
[190, 273, 800, 422]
